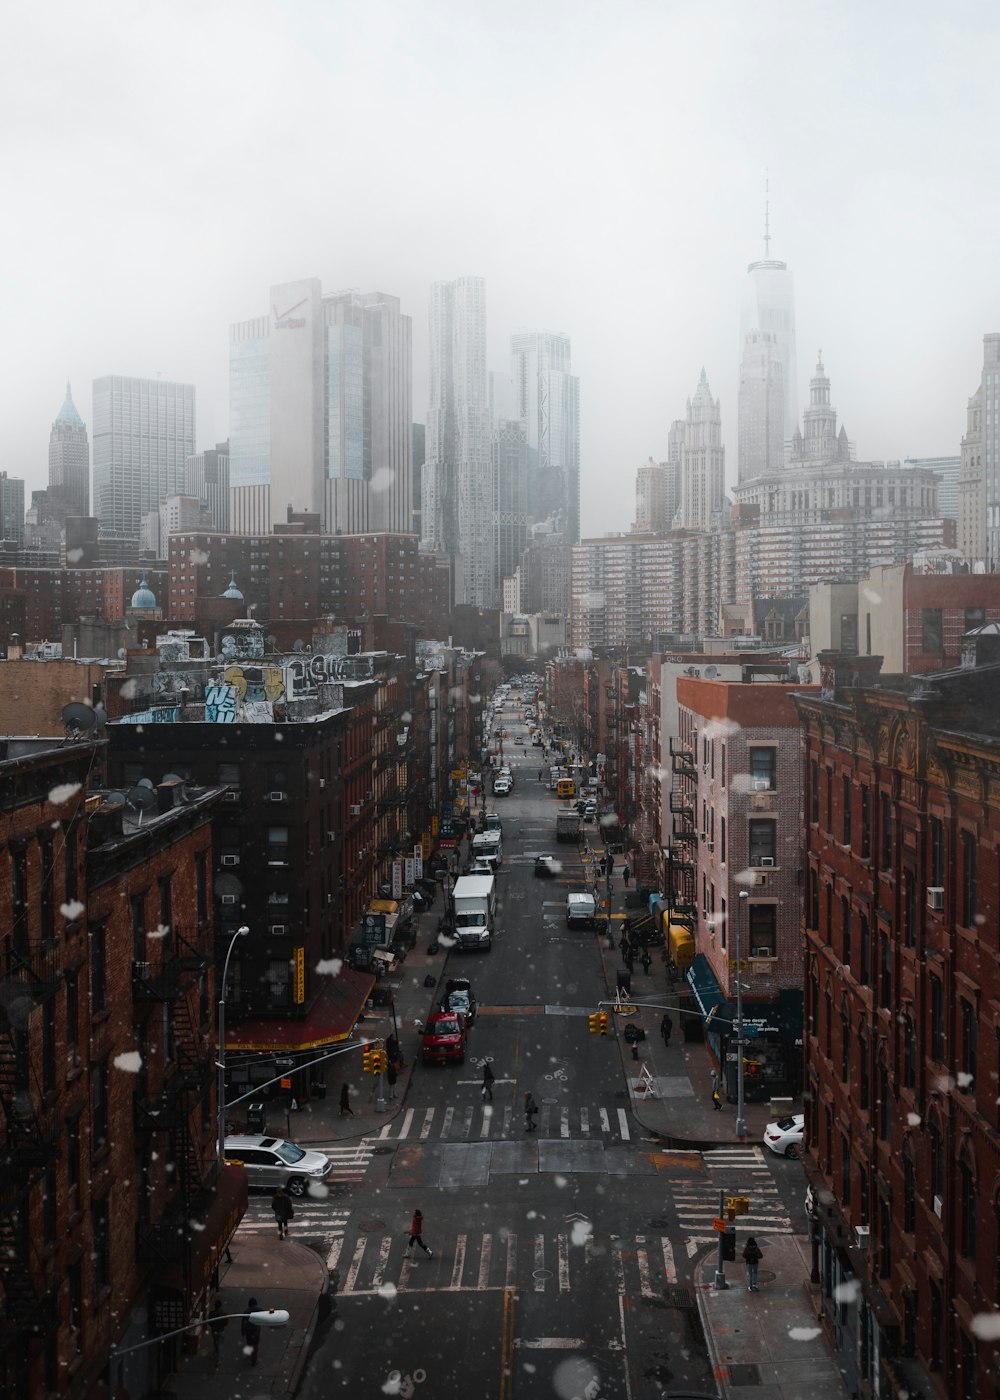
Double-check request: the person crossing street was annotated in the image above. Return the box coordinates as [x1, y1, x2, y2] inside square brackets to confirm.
[407, 1208, 432, 1256]
[482, 1062, 495, 1102]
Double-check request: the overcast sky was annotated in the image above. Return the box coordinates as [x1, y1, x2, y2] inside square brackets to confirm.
[3, 0, 998, 536]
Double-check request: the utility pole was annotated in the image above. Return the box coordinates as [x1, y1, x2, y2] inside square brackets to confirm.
[736, 890, 748, 1141]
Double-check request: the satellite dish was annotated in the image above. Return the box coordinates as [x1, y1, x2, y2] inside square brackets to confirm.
[136, 777, 155, 790]
[125, 785, 159, 826]
[163, 772, 184, 784]
[705, 665, 719, 679]
[98, 792, 126, 813]
[292, 639, 305, 653]
[62, 702, 96, 736]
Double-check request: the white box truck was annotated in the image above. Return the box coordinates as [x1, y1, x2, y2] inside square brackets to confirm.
[472, 830, 503, 867]
[451, 873, 496, 951]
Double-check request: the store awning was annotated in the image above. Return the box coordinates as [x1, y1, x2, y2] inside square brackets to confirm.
[224, 969, 375, 1053]
[686, 953, 727, 1020]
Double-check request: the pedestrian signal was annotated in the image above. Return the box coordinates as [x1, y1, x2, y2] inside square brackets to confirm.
[362, 1045, 376, 1074]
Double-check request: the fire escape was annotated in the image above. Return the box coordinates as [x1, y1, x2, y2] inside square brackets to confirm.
[0, 942, 61, 1346]
[668, 737, 698, 913]
[132, 930, 214, 1284]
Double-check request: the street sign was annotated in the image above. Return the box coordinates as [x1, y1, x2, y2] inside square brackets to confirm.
[274, 1057, 294, 1068]
[712, 1217, 728, 1232]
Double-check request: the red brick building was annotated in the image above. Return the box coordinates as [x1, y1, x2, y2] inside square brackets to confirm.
[0, 566, 167, 643]
[0, 740, 237, 1399]
[674, 676, 814, 1096]
[794, 651, 1000, 1400]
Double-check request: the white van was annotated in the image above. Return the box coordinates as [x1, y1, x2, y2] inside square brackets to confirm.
[566, 892, 597, 927]
[472, 830, 503, 868]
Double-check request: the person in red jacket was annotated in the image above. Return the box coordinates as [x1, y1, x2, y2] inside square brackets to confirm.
[407, 1208, 432, 1256]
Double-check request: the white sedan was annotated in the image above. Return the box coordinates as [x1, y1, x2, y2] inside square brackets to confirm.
[763, 1113, 804, 1158]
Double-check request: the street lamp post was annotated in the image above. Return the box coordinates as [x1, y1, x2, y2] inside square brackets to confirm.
[218, 925, 249, 1164]
[111, 1309, 290, 1361]
[736, 891, 748, 1141]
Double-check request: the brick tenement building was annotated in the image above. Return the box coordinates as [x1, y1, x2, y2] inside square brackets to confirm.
[0, 566, 168, 643]
[0, 740, 239, 1400]
[674, 675, 815, 1097]
[794, 651, 1000, 1400]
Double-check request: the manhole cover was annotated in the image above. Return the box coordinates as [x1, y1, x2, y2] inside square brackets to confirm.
[372, 1145, 395, 1155]
[359, 1219, 387, 1232]
[727, 1363, 762, 1386]
[648, 1218, 671, 1230]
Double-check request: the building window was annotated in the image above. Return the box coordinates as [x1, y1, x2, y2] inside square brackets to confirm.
[267, 958, 291, 1006]
[860, 784, 871, 859]
[961, 1333, 977, 1400]
[961, 832, 977, 925]
[841, 896, 851, 966]
[841, 774, 851, 846]
[92, 1060, 108, 1153]
[158, 875, 172, 936]
[196, 849, 208, 922]
[268, 826, 290, 865]
[747, 904, 777, 957]
[902, 1014, 916, 1090]
[921, 607, 943, 652]
[92, 1198, 109, 1294]
[879, 1195, 891, 1276]
[859, 912, 870, 985]
[902, 1148, 915, 1234]
[959, 1152, 976, 1260]
[930, 974, 945, 1060]
[859, 1034, 869, 1111]
[720, 815, 726, 864]
[902, 871, 916, 948]
[929, 1280, 943, 1370]
[961, 999, 977, 1090]
[91, 925, 106, 1015]
[748, 820, 776, 866]
[131, 893, 146, 962]
[64, 822, 78, 903]
[964, 606, 985, 632]
[68, 1260, 82, 1335]
[930, 816, 944, 888]
[880, 932, 891, 1006]
[858, 1163, 869, 1226]
[66, 970, 79, 1062]
[748, 747, 776, 790]
[12, 847, 28, 950]
[808, 870, 819, 930]
[824, 987, 834, 1059]
[840, 1005, 851, 1083]
[40, 838, 54, 940]
[810, 760, 819, 825]
[929, 1119, 944, 1202]
[878, 1058, 890, 1142]
[879, 792, 892, 871]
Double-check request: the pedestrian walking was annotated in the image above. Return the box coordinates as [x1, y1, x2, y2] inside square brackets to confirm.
[241, 1297, 261, 1366]
[743, 1236, 763, 1290]
[207, 1296, 227, 1368]
[710, 1069, 720, 1095]
[271, 1185, 294, 1239]
[712, 1087, 723, 1111]
[660, 1013, 673, 1047]
[538, 768, 544, 782]
[482, 1063, 495, 1102]
[623, 864, 631, 887]
[605, 852, 614, 878]
[386, 1058, 398, 1100]
[386, 1033, 401, 1068]
[640, 948, 651, 975]
[524, 1091, 539, 1132]
[619, 933, 629, 961]
[339, 1082, 355, 1117]
[407, 1208, 432, 1256]
[623, 946, 634, 974]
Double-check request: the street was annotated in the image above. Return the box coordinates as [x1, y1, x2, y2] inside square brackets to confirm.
[273, 708, 806, 1398]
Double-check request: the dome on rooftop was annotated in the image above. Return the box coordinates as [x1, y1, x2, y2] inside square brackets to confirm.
[131, 572, 157, 609]
[222, 571, 244, 601]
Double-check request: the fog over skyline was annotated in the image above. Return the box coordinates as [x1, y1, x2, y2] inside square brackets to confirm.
[3, 0, 998, 537]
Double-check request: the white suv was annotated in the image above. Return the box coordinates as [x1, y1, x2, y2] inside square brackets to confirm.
[224, 1135, 333, 1195]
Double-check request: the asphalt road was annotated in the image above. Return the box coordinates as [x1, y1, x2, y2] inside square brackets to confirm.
[293, 706, 729, 1398]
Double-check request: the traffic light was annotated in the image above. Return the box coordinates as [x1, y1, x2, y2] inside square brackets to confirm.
[362, 1045, 376, 1074]
[599, 1011, 608, 1035]
[373, 1046, 387, 1073]
[588, 1012, 601, 1034]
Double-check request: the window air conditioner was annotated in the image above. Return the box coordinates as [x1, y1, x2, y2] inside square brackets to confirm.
[221, 894, 238, 906]
[350, 805, 361, 816]
[269, 791, 287, 803]
[269, 924, 287, 935]
[328, 830, 336, 843]
[926, 886, 944, 911]
[752, 873, 767, 887]
[132, 961, 151, 980]
[708, 842, 715, 853]
[753, 947, 774, 959]
[760, 856, 775, 867]
[221, 854, 240, 866]
[224, 789, 240, 803]
[853, 1225, 870, 1250]
[319, 778, 327, 790]
[752, 778, 769, 791]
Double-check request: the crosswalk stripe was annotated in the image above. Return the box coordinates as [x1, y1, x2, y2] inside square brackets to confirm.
[478, 1233, 492, 1290]
[451, 1234, 467, 1290]
[557, 1233, 570, 1292]
[344, 1238, 366, 1293]
[505, 1232, 517, 1287]
[611, 1241, 625, 1296]
[617, 1108, 630, 1140]
[560, 1108, 570, 1139]
[599, 1108, 611, 1133]
[636, 1236, 654, 1298]
[371, 1235, 391, 1290]
[326, 1237, 344, 1271]
[362, 1102, 634, 1143]
[580, 1107, 590, 1135]
[661, 1237, 677, 1284]
[419, 1107, 434, 1140]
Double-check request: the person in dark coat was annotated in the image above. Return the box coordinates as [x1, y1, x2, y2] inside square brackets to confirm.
[208, 1296, 227, 1368]
[241, 1297, 261, 1366]
[660, 1013, 673, 1047]
[482, 1063, 495, 1102]
[712, 1087, 723, 1111]
[640, 948, 651, 975]
[524, 1091, 539, 1132]
[623, 865, 631, 887]
[743, 1236, 762, 1290]
[340, 1082, 355, 1117]
[386, 1058, 398, 1100]
[271, 1186, 294, 1238]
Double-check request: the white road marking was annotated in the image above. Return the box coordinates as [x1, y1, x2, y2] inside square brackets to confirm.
[516, 1338, 588, 1349]
[399, 1107, 415, 1139]
[343, 1237, 366, 1293]
[580, 1106, 590, 1135]
[478, 1233, 492, 1289]
[611, 1240, 626, 1296]
[534, 1234, 546, 1291]
[450, 1234, 467, 1290]
[599, 1107, 611, 1133]
[560, 1107, 570, 1138]
[419, 1107, 434, 1140]
[636, 1237, 653, 1298]
[661, 1237, 677, 1283]
[505, 1232, 518, 1288]
[326, 1237, 344, 1271]
[371, 1235, 391, 1290]
[557, 1232, 570, 1292]
[617, 1108, 630, 1140]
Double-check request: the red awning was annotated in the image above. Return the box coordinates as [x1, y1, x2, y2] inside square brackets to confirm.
[223, 968, 375, 1053]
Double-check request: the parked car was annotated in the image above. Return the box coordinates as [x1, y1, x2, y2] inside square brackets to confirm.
[442, 977, 477, 1026]
[763, 1113, 804, 1158]
[422, 1011, 466, 1064]
[583, 799, 598, 819]
[223, 1135, 333, 1196]
[534, 853, 560, 877]
[566, 891, 597, 926]
[494, 777, 511, 795]
[485, 812, 502, 833]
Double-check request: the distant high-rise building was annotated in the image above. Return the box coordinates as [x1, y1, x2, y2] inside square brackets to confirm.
[0, 473, 25, 545]
[737, 199, 797, 481]
[412, 423, 425, 522]
[229, 280, 413, 536]
[186, 440, 230, 531]
[634, 458, 670, 533]
[422, 276, 493, 607]
[510, 330, 580, 542]
[494, 419, 529, 585]
[904, 456, 959, 522]
[92, 376, 196, 539]
[957, 332, 1000, 565]
[677, 370, 726, 531]
[47, 381, 90, 522]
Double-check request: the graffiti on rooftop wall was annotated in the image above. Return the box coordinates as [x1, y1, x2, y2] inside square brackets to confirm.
[284, 651, 374, 697]
[223, 664, 286, 704]
[221, 626, 265, 660]
[205, 684, 238, 723]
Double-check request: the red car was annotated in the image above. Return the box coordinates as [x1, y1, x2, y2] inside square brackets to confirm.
[422, 1012, 466, 1065]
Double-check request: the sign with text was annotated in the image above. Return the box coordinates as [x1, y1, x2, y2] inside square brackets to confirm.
[293, 947, 305, 1003]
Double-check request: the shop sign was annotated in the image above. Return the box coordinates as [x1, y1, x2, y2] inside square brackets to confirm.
[404, 858, 416, 886]
[294, 947, 305, 1003]
[392, 860, 403, 900]
[414, 843, 424, 878]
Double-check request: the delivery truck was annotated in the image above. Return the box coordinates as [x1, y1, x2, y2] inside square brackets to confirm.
[450, 872, 496, 951]
[555, 808, 582, 842]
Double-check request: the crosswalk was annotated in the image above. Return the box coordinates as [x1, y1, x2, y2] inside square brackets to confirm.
[238, 1197, 352, 1268]
[363, 1101, 633, 1144]
[327, 1226, 678, 1298]
[673, 1145, 794, 1240]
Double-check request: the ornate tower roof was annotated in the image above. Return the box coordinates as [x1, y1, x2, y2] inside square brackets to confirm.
[221, 571, 244, 602]
[130, 571, 157, 609]
[54, 381, 85, 430]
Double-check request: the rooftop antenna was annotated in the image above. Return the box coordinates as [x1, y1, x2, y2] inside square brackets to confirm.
[764, 174, 771, 259]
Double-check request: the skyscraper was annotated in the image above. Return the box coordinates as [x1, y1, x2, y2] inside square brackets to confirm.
[510, 331, 581, 542]
[47, 381, 90, 522]
[422, 276, 493, 607]
[957, 332, 1000, 565]
[494, 419, 528, 587]
[677, 370, 726, 531]
[737, 199, 797, 482]
[0, 473, 25, 545]
[92, 376, 196, 539]
[229, 280, 413, 535]
[185, 441, 231, 531]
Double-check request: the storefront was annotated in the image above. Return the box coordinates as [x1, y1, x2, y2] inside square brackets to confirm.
[686, 955, 802, 1099]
